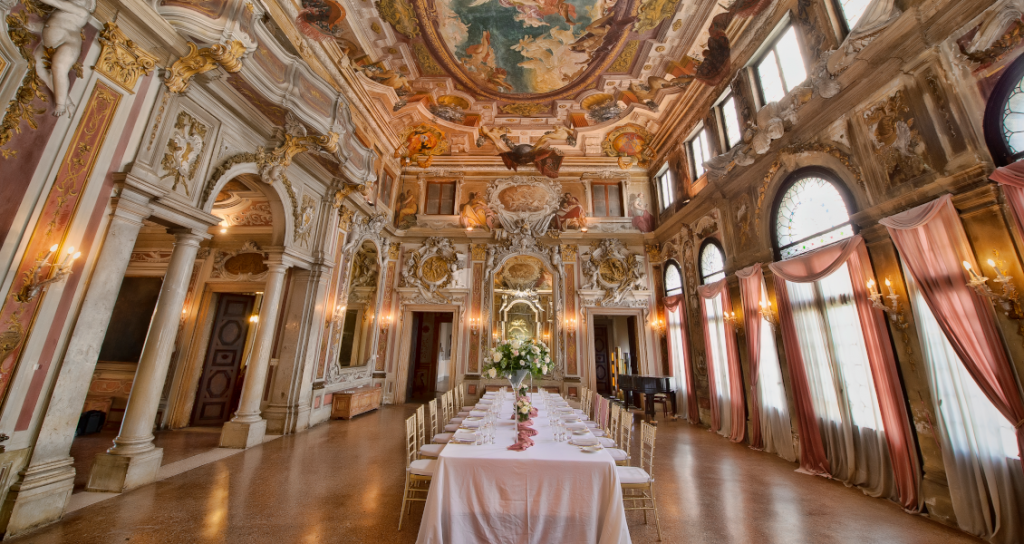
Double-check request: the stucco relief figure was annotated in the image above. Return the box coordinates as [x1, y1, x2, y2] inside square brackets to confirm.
[549, 192, 586, 231]
[629, 193, 654, 233]
[459, 192, 496, 230]
[31, 0, 96, 116]
[476, 125, 576, 179]
[395, 189, 418, 229]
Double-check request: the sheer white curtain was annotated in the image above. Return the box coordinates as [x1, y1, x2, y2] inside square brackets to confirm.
[785, 263, 895, 498]
[704, 294, 733, 438]
[667, 308, 689, 421]
[906, 272, 1024, 544]
[757, 285, 797, 461]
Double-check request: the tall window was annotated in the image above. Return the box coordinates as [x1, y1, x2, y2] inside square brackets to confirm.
[834, 0, 872, 32]
[686, 127, 711, 180]
[983, 53, 1024, 165]
[704, 292, 734, 437]
[755, 282, 796, 461]
[718, 94, 743, 150]
[755, 25, 807, 105]
[699, 241, 725, 284]
[592, 181, 622, 217]
[656, 166, 675, 211]
[425, 181, 456, 215]
[774, 169, 854, 259]
[664, 261, 683, 296]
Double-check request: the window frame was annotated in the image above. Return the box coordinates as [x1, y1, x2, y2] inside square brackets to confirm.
[770, 166, 858, 261]
[751, 21, 807, 107]
[424, 180, 457, 215]
[698, 238, 726, 285]
[664, 260, 684, 297]
[656, 164, 675, 212]
[685, 125, 710, 181]
[591, 180, 624, 217]
[716, 92, 743, 151]
[983, 52, 1024, 166]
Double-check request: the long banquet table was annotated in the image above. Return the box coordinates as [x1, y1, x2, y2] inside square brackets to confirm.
[415, 392, 632, 544]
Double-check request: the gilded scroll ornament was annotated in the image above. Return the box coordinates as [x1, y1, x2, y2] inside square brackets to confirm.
[160, 111, 208, 196]
[633, 0, 680, 33]
[164, 41, 247, 94]
[402, 237, 464, 303]
[94, 22, 158, 92]
[375, 0, 419, 38]
[0, 10, 48, 153]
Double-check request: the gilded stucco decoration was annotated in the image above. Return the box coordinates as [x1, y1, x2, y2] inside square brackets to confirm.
[395, 124, 448, 168]
[341, 211, 389, 256]
[633, 0, 680, 33]
[294, 194, 317, 247]
[164, 41, 247, 94]
[94, 22, 158, 92]
[402, 236, 464, 303]
[582, 238, 646, 305]
[485, 175, 562, 236]
[601, 123, 653, 169]
[211, 241, 269, 281]
[375, 0, 419, 38]
[160, 111, 208, 196]
[0, 8, 48, 153]
[864, 89, 928, 186]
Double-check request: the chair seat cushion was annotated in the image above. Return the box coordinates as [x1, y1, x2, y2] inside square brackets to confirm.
[409, 459, 436, 476]
[598, 437, 616, 448]
[444, 423, 460, 432]
[617, 466, 651, 484]
[419, 443, 444, 457]
[607, 448, 628, 461]
[432, 433, 453, 444]
[591, 429, 606, 437]
[585, 421, 599, 428]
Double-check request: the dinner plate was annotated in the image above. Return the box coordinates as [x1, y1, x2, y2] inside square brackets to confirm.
[579, 445, 603, 453]
[572, 429, 589, 435]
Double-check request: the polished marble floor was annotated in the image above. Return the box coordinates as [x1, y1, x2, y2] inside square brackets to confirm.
[10, 405, 982, 543]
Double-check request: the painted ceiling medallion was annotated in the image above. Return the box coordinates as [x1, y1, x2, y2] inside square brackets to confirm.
[602, 123, 653, 169]
[410, 0, 639, 101]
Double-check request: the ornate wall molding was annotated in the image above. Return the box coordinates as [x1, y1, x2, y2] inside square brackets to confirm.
[401, 237, 465, 303]
[485, 176, 562, 237]
[94, 22, 158, 93]
[581, 239, 647, 305]
[210, 241, 269, 281]
[164, 41, 247, 94]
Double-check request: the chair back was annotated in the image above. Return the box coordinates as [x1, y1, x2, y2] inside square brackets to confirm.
[608, 402, 620, 439]
[443, 391, 453, 422]
[404, 415, 418, 466]
[455, 385, 464, 412]
[620, 408, 633, 459]
[428, 399, 439, 436]
[639, 421, 658, 474]
[415, 405, 426, 449]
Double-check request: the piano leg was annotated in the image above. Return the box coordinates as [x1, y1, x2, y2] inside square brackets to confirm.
[669, 392, 678, 421]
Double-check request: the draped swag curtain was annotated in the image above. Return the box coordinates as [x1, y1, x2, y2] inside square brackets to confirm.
[879, 195, 1024, 472]
[768, 236, 921, 511]
[991, 160, 1024, 240]
[664, 294, 698, 423]
[737, 264, 796, 461]
[697, 279, 746, 442]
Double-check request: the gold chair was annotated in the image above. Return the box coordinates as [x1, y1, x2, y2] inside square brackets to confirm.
[432, 396, 454, 444]
[428, 399, 451, 444]
[598, 403, 620, 448]
[607, 408, 632, 466]
[617, 421, 662, 541]
[400, 415, 435, 531]
[417, 405, 444, 459]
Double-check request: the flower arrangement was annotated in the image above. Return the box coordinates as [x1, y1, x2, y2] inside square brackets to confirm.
[483, 338, 551, 379]
[514, 396, 533, 423]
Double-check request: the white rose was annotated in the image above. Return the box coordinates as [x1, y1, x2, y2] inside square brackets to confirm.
[492, 352, 502, 362]
[542, 365, 548, 374]
[544, 356, 550, 363]
[519, 405, 530, 414]
[512, 339, 522, 349]
[487, 368, 497, 378]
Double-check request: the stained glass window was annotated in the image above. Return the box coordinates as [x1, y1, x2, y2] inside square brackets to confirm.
[700, 242, 725, 284]
[665, 261, 683, 296]
[775, 173, 853, 259]
[1002, 77, 1024, 157]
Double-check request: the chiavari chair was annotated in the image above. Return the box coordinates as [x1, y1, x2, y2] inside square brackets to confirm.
[607, 407, 632, 466]
[432, 396, 454, 444]
[618, 421, 662, 541]
[417, 405, 444, 459]
[598, 403, 620, 448]
[399, 415, 435, 530]
[443, 392, 462, 432]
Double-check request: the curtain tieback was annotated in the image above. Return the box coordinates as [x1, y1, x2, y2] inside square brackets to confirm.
[1015, 418, 1024, 429]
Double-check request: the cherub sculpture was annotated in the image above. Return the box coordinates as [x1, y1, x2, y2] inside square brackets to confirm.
[31, 0, 96, 116]
[475, 124, 577, 179]
[627, 75, 692, 112]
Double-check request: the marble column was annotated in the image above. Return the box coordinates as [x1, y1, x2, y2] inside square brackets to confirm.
[0, 194, 151, 536]
[86, 229, 203, 493]
[220, 262, 289, 448]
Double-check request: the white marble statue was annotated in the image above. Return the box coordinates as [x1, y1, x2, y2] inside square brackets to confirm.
[31, 0, 96, 117]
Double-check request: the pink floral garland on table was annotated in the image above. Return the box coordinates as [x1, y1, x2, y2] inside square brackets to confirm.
[509, 396, 536, 451]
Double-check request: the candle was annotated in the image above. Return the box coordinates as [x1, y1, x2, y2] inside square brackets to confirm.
[866, 279, 876, 294]
[43, 244, 57, 263]
[884, 278, 894, 296]
[60, 247, 75, 267]
[963, 261, 979, 280]
[988, 258, 1005, 280]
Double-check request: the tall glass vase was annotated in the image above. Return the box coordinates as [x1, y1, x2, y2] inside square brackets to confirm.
[508, 369, 530, 395]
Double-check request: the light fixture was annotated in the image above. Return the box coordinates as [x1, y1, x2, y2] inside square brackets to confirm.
[723, 311, 742, 332]
[649, 315, 666, 335]
[469, 316, 481, 335]
[381, 313, 393, 331]
[964, 253, 1023, 319]
[219, 221, 228, 234]
[250, 315, 259, 323]
[758, 296, 779, 330]
[17, 244, 80, 302]
[466, 225, 474, 232]
[332, 304, 346, 325]
[867, 278, 909, 331]
[580, 227, 588, 233]
[566, 317, 577, 331]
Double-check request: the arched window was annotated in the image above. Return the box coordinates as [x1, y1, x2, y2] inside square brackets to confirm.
[699, 240, 725, 284]
[773, 168, 854, 259]
[984, 53, 1024, 166]
[664, 261, 683, 296]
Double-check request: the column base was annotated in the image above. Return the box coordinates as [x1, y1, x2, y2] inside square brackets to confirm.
[0, 459, 75, 537]
[220, 419, 267, 449]
[264, 404, 310, 435]
[86, 448, 164, 493]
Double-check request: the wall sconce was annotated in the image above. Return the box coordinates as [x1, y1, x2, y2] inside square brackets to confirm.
[723, 311, 742, 332]
[381, 313, 393, 331]
[331, 305, 346, 326]
[469, 316, 481, 335]
[649, 315, 666, 336]
[964, 254, 1024, 319]
[17, 244, 80, 303]
[566, 317, 578, 331]
[249, 314, 259, 324]
[867, 278, 910, 331]
[219, 222, 228, 234]
[758, 297, 779, 330]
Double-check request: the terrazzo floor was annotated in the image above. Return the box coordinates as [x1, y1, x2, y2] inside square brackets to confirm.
[10, 404, 983, 544]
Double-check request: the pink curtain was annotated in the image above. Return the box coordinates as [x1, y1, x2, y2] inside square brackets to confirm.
[991, 160, 1024, 240]
[770, 235, 921, 511]
[697, 279, 746, 443]
[736, 264, 765, 450]
[880, 195, 1024, 474]
[665, 294, 699, 423]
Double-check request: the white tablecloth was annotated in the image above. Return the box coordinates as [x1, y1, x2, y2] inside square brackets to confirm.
[415, 394, 631, 544]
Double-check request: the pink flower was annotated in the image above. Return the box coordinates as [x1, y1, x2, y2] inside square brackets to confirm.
[512, 349, 519, 356]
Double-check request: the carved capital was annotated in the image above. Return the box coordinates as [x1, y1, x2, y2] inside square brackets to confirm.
[94, 22, 158, 92]
[164, 41, 247, 94]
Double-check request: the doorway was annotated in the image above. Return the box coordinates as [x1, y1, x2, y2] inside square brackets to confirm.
[406, 312, 454, 403]
[592, 315, 640, 394]
[190, 293, 257, 426]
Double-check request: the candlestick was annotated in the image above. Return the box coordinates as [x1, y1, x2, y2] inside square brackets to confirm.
[963, 261, 979, 280]
[884, 278, 894, 296]
[988, 258, 1007, 281]
[43, 244, 57, 263]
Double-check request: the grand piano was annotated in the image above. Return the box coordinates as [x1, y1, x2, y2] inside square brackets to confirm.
[616, 375, 676, 421]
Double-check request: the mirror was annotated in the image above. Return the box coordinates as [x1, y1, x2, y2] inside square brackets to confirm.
[338, 241, 380, 367]
[492, 255, 554, 345]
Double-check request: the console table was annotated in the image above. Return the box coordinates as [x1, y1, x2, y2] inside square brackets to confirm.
[331, 386, 383, 419]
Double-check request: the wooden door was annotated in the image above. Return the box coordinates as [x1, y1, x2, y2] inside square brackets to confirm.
[407, 312, 452, 402]
[191, 294, 255, 426]
[594, 325, 611, 395]
[626, 315, 639, 375]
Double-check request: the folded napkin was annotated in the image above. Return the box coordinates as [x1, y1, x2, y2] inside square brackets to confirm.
[452, 430, 477, 444]
[561, 415, 580, 422]
[461, 420, 482, 428]
[517, 422, 537, 437]
[571, 436, 599, 446]
[565, 422, 587, 430]
[469, 410, 488, 417]
[508, 431, 535, 451]
[477, 400, 493, 405]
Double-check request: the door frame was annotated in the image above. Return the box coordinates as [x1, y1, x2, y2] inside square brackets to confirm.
[392, 304, 461, 405]
[189, 293, 256, 426]
[582, 307, 658, 394]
